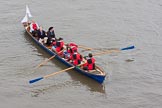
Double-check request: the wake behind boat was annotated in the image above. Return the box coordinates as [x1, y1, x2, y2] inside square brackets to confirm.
[22, 5, 106, 84]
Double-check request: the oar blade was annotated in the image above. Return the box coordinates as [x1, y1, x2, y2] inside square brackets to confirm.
[120, 45, 135, 51]
[29, 77, 43, 84]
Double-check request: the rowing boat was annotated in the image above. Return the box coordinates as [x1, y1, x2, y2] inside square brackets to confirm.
[21, 6, 106, 83]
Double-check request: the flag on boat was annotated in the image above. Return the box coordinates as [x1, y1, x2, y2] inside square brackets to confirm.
[21, 13, 28, 23]
[26, 5, 32, 18]
[21, 5, 32, 23]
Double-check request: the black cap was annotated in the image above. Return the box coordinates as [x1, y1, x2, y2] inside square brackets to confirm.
[88, 53, 93, 57]
[58, 37, 63, 40]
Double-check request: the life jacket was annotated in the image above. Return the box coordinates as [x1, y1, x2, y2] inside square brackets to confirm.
[69, 43, 78, 47]
[87, 57, 95, 70]
[32, 23, 37, 30]
[71, 53, 82, 65]
[69, 43, 78, 53]
[52, 41, 56, 46]
[56, 41, 64, 53]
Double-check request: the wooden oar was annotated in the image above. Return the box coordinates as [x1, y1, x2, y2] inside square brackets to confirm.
[35, 49, 64, 68]
[78, 45, 93, 50]
[35, 55, 56, 69]
[93, 45, 135, 56]
[29, 63, 84, 84]
[30, 46, 134, 84]
[81, 45, 135, 52]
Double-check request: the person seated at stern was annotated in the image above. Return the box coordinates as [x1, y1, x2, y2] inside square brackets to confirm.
[83, 53, 96, 71]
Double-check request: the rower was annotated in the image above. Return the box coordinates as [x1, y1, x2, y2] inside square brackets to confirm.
[69, 50, 83, 66]
[83, 53, 96, 70]
[63, 42, 78, 60]
[69, 42, 78, 53]
[55, 37, 65, 55]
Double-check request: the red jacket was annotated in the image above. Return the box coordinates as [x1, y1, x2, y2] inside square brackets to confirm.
[84, 57, 95, 70]
[32, 23, 38, 30]
[69, 43, 78, 47]
[69, 43, 78, 54]
[70, 52, 82, 65]
[56, 41, 64, 53]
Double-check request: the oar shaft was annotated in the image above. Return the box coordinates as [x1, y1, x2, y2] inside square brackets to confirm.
[36, 55, 56, 68]
[44, 63, 84, 78]
[36, 49, 65, 68]
[93, 46, 135, 56]
[78, 45, 92, 50]
[44, 66, 75, 78]
[93, 50, 120, 56]
[29, 63, 84, 84]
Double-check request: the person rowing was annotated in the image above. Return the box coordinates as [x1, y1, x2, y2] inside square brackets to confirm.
[69, 50, 83, 66]
[69, 42, 78, 53]
[63, 42, 78, 60]
[52, 37, 65, 56]
[83, 53, 96, 70]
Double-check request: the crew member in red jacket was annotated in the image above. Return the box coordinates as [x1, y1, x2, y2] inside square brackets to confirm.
[70, 50, 83, 66]
[55, 37, 64, 55]
[69, 42, 78, 53]
[83, 53, 96, 70]
[64, 42, 78, 60]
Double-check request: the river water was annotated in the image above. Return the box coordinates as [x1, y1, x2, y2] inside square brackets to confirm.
[0, 0, 162, 108]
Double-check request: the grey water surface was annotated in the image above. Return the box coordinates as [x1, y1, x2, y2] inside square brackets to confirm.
[0, 0, 162, 108]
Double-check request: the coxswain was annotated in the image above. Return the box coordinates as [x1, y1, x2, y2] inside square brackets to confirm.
[83, 53, 96, 70]
[70, 50, 83, 66]
[29, 20, 39, 36]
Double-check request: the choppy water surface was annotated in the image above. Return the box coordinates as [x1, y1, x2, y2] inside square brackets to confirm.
[0, 0, 162, 108]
